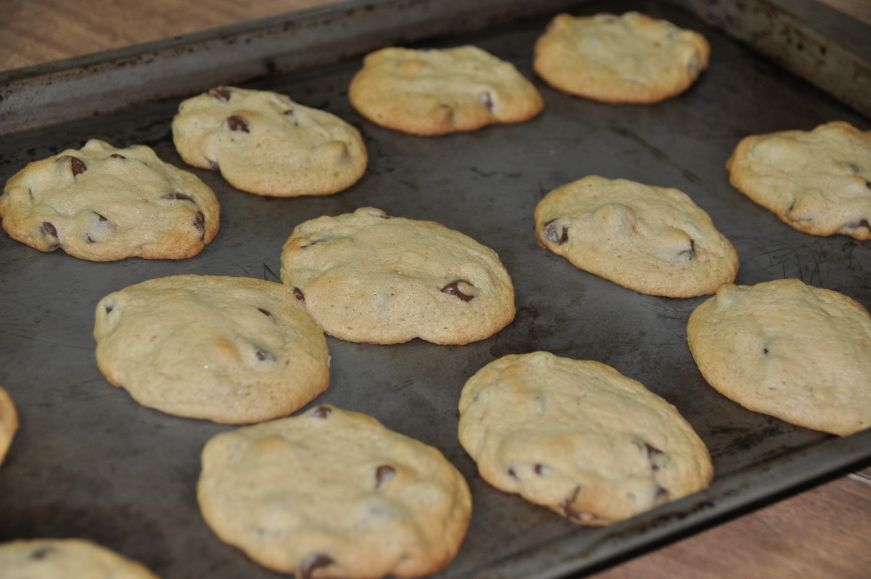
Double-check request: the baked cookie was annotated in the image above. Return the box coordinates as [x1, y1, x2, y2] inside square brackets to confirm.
[0, 386, 17, 467]
[198, 404, 471, 578]
[727, 121, 871, 240]
[172, 87, 367, 197]
[534, 12, 710, 103]
[0, 539, 159, 578]
[687, 279, 871, 436]
[94, 275, 329, 424]
[534, 176, 738, 297]
[348, 46, 543, 136]
[0, 139, 219, 261]
[280, 207, 515, 345]
[458, 352, 712, 525]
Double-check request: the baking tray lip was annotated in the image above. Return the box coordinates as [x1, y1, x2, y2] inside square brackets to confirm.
[477, 427, 871, 578]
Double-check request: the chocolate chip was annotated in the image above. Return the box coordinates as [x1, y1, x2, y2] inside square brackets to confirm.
[560, 485, 585, 520]
[311, 405, 331, 418]
[94, 212, 109, 223]
[543, 219, 568, 245]
[642, 442, 668, 472]
[866, 181, 871, 191]
[257, 307, 274, 319]
[207, 159, 220, 171]
[507, 466, 519, 480]
[105, 303, 114, 314]
[846, 162, 861, 174]
[481, 91, 494, 112]
[678, 238, 696, 260]
[163, 192, 195, 203]
[284, 109, 299, 126]
[375, 465, 396, 488]
[299, 553, 335, 579]
[208, 87, 232, 102]
[534, 463, 547, 475]
[655, 485, 670, 502]
[42, 221, 58, 238]
[110, 153, 126, 160]
[763, 346, 769, 355]
[293, 287, 305, 301]
[227, 115, 250, 133]
[255, 348, 276, 362]
[63, 156, 87, 176]
[86, 235, 95, 244]
[30, 546, 53, 560]
[442, 280, 474, 302]
[193, 211, 205, 240]
[845, 218, 871, 232]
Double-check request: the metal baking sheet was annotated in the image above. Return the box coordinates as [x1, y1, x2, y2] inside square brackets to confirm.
[0, 0, 869, 577]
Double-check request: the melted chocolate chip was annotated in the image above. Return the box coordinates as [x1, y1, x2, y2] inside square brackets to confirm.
[507, 466, 519, 480]
[94, 212, 109, 223]
[311, 405, 331, 418]
[30, 546, 53, 560]
[534, 463, 547, 475]
[208, 87, 232, 102]
[69, 156, 87, 176]
[207, 160, 220, 171]
[643, 442, 668, 472]
[543, 219, 568, 245]
[442, 280, 474, 302]
[293, 287, 305, 301]
[255, 348, 276, 362]
[42, 221, 58, 238]
[193, 211, 205, 240]
[763, 346, 769, 355]
[227, 115, 250, 133]
[163, 192, 195, 203]
[257, 307, 274, 319]
[846, 162, 861, 174]
[86, 234, 95, 244]
[299, 553, 335, 579]
[481, 91, 494, 112]
[105, 303, 114, 314]
[560, 485, 584, 520]
[866, 181, 871, 191]
[678, 238, 696, 260]
[655, 485, 670, 502]
[846, 218, 871, 232]
[375, 465, 396, 488]
[110, 153, 126, 160]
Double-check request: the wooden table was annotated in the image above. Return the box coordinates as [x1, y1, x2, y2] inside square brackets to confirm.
[2, 1, 869, 577]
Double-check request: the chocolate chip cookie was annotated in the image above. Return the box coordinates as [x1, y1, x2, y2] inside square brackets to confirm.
[172, 86, 367, 197]
[94, 275, 330, 424]
[0, 139, 219, 261]
[534, 12, 710, 103]
[349, 46, 543, 136]
[534, 176, 738, 297]
[280, 207, 516, 345]
[0, 539, 159, 578]
[458, 352, 713, 525]
[727, 121, 871, 239]
[0, 386, 17, 467]
[198, 404, 471, 578]
[688, 279, 871, 435]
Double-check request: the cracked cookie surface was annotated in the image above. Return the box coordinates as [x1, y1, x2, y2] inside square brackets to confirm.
[688, 279, 871, 435]
[94, 275, 329, 424]
[727, 121, 871, 240]
[0, 539, 159, 579]
[349, 46, 543, 136]
[534, 176, 738, 297]
[0, 139, 219, 261]
[198, 404, 471, 578]
[458, 352, 712, 525]
[534, 12, 710, 103]
[172, 87, 367, 197]
[0, 387, 17, 467]
[280, 207, 515, 345]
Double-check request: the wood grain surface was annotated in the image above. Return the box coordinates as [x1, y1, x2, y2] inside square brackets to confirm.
[2, 1, 870, 578]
